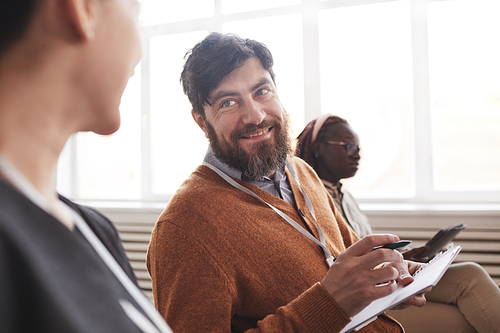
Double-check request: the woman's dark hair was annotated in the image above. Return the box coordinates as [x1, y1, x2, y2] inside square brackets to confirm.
[295, 115, 348, 171]
[0, 0, 39, 57]
[180, 32, 276, 119]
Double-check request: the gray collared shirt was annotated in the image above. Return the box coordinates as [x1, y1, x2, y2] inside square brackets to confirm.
[203, 146, 296, 207]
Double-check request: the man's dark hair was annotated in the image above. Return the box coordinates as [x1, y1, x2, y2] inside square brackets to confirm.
[180, 32, 276, 119]
[0, 0, 39, 57]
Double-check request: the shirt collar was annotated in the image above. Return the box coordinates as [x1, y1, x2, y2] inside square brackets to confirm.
[321, 179, 343, 195]
[203, 146, 242, 179]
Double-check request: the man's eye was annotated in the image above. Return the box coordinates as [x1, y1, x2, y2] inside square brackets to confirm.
[256, 88, 269, 96]
[221, 100, 235, 108]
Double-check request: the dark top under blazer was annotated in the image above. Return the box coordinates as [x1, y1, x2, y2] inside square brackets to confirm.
[0, 180, 144, 333]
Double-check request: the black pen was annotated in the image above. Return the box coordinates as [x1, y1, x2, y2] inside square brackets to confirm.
[372, 240, 412, 251]
[331, 240, 411, 263]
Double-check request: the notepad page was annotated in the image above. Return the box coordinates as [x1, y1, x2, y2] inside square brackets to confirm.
[340, 244, 462, 333]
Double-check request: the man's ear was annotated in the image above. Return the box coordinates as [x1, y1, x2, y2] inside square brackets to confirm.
[192, 110, 209, 139]
[62, 0, 97, 41]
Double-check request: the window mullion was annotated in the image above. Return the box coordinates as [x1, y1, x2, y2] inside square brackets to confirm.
[411, 0, 433, 203]
[302, 0, 322, 124]
[141, 34, 153, 201]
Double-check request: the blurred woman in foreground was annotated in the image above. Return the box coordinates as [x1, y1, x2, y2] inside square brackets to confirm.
[0, 1, 171, 332]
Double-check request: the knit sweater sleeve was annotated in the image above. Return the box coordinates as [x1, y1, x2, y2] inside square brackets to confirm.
[147, 219, 352, 333]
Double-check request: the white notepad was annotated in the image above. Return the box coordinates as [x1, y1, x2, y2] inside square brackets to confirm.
[340, 243, 462, 333]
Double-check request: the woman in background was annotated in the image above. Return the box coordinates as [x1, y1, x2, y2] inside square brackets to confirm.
[0, 0, 171, 332]
[296, 114, 500, 333]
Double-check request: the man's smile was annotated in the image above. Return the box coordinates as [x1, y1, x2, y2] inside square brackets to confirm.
[241, 126, 273, 140]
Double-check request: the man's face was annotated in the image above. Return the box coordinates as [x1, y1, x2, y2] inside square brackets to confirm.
[193, 57, 291, 179]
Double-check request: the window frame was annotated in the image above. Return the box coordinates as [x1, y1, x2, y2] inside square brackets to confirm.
[58, 0, 500, 206]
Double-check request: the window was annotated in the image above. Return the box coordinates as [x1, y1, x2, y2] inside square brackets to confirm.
[319, 1, 415, 199]
[148, 31, 209, 196]
[427, 0, 500, 194]
[57, 0, 500, 205]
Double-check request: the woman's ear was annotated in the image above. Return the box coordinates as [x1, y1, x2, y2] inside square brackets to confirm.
[62, 0, 97, 41]
[192, 110, 209, 139]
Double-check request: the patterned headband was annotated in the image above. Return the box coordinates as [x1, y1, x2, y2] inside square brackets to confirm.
[311, 113, 332, 143]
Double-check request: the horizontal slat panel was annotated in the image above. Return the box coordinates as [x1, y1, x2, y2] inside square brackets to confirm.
[130, 261, 148, 271]
[117, 221, 154, 302]
[451, 241, 500, 253]
[456, 232, 500, 241]
[139, 279, 152, 290]
[367, 215, 500, 230]
[116, 220, 500, 293]
[143, 290, 154, 302]
[399, 241, 500, 254]
[116, 225, 155, 233]
[126, 252, 147, 261]
[372, 229, 500, 241]
[456, 253, 500, 265]
[484, 265, 500, 276]
[119, 234, 152, 242]
[135, 271, 152, 280]
[122, 242, 150, 252]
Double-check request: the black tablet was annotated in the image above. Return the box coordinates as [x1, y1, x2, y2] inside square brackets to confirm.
[413, 223, 467, 261]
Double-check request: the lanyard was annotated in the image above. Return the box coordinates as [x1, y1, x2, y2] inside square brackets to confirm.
[203, 161, 334, 267]
[0, 154, 172, 333]
[68, 208, 172, 333]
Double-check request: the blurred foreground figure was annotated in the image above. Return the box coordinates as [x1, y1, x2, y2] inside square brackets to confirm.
[0, 1, 172, 332]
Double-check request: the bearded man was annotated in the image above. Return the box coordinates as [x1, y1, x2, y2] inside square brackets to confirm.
[147, 32, 427, 333]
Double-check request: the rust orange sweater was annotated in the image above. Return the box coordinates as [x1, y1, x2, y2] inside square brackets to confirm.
[147, 157, 402, 333]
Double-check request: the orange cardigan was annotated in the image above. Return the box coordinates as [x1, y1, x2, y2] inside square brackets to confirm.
[147, 157, 402, 333]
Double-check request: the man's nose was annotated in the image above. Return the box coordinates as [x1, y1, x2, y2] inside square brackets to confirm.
[241, 99, 266, 125]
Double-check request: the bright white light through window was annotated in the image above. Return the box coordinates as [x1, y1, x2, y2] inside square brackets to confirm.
[58, 0, 500, 203]
[428, 0, 500, 192]
[319, 1, 415, 199]
[139, 0, 214, 26]
[221, 0, 301, 15]
[75, 64, 142, 200]
[149, 31, 208, 195]
[223, 14, 305, 136]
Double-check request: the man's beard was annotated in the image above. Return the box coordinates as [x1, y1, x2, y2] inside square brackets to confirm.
[206, 114, 292, 180]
